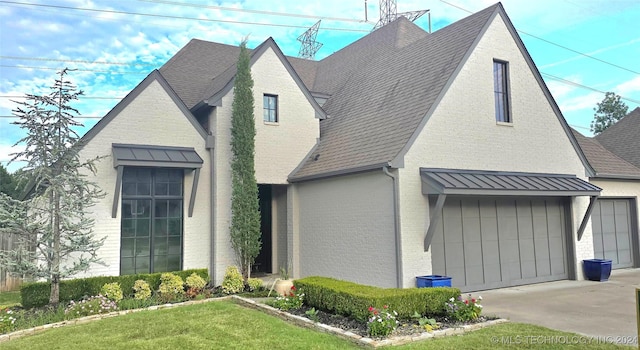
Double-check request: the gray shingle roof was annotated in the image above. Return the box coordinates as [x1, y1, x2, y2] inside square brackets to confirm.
[595, 107, 640, 168]
[572, 129, 640, 177]
[159, 40, 241, 109]
[290, 5, 499, 180]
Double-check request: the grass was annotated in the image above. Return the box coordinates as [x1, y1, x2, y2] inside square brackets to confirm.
[1, 300, 631, 350]
[0, 291, 21, 308]
[395, 323, 629, 349]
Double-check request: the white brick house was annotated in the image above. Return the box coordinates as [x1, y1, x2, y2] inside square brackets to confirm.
[73, 3, 639, 291]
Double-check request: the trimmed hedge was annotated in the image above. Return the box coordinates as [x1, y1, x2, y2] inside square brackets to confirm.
[294, 276, 460, 322]
[20, 269, 208, 308]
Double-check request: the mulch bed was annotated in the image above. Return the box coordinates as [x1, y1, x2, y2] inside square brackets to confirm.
[287, 305, 495, 339]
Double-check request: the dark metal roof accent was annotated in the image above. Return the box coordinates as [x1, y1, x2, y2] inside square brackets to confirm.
[420, 168, 601, 196]
[112, 144, 203, 169]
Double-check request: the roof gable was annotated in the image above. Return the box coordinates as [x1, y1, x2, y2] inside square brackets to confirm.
[289, 4, 498, 181]
[290, 2, 595, 181]
[81, 70, 207, 145]
[197, 38, 326, 119]
[595, 107, 640, 168]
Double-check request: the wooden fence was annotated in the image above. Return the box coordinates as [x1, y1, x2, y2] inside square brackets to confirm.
[0, 232, 22, 291]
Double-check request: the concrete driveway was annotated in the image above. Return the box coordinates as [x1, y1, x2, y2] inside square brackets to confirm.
[480, 268, 640, 346]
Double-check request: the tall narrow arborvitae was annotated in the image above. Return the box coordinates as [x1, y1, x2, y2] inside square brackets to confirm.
[229, 40, 261, 280]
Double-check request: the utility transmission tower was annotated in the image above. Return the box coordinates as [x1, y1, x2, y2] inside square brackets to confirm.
[297, 20, 323, 60]
[372, 0, 430, 32]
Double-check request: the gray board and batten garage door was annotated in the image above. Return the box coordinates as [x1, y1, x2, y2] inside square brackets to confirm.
[421, 168, 602, 292]
[591, 199, 634, 269]
[430, 197, 569, 292]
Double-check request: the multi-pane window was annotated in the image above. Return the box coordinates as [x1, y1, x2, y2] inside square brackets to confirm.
[493, 60, 511, 123]
[263, 94, 278, 123]
[120, 168, 183, 275]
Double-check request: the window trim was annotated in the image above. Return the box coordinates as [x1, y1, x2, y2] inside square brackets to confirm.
[493, 59, 512, 123]
[263, 94, 278, 123]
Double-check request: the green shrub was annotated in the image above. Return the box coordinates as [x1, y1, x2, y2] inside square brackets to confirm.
[221, 266, 244, 294]
[64, 295, 118, 320]
[185, 273, 207, 291]
[247, 278, 263, 291]
[21, 269, 208, 308]
[294, 276, 460, 322]
[133, 280, 152, 300]
[101, 282, 123, 302]
[158, 273, 185, 302]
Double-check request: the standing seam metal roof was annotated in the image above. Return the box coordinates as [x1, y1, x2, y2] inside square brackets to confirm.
[421, 168, 601, 195]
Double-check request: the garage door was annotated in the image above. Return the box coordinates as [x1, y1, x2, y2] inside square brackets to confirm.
[431, 197, 569, 291]
[591, 199, 633, 269]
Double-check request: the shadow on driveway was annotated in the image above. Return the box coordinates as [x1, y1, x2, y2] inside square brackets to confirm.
[479, 268, 640, 345]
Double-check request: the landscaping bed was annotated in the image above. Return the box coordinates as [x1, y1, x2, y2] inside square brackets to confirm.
[287, 305, 498, 339]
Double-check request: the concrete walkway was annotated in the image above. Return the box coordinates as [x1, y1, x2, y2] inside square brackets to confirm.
[480, 268, 640, 345]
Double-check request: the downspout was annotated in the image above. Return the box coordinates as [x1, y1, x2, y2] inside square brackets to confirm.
[383, 166, 403, 288]
[206, 133, 216, 284]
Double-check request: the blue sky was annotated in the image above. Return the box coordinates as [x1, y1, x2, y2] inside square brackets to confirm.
[1, 0, 639, 172]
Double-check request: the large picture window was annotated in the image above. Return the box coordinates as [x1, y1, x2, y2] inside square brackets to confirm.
[120, 168, 183, 275]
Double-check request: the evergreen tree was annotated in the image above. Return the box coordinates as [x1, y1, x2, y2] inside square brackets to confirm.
[229, 40, 261, 281]
[591, 92, 628, 135]
[0, 69, 105, 305]
[0, 164, 20, 199]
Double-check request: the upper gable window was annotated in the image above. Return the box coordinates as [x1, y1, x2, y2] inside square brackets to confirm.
[493, 60, 511, 123]
[263, 94, 278, 123]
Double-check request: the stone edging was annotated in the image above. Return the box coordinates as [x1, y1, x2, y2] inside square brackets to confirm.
[231, 295, 509, 348]
[0, 296, 231, 343]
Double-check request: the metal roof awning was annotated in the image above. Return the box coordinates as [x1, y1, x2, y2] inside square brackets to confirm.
[111, 144, 204, 218]
[112, 143, 203, 169]
[420, 168, 601, 197]
[420, 168, 602, 252]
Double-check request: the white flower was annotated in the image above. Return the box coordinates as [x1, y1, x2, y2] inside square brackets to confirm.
[449, 297, 454, 302]
[478, 305, 483, 308]
[478, 296, 482, 300]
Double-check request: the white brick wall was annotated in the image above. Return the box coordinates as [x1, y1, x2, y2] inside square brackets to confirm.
[77, 78, 211, 278]
[295, 170, 398, 287]
[397, 14, 593, 286]
[210, 46, 319, 284]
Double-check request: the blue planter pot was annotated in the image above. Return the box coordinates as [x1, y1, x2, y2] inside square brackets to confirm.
[416, 275, 452, 288]
[583, 259, 612, 281]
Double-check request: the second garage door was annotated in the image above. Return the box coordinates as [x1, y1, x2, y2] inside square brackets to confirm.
[431, 197, 569, 291]
[591, 199, 634, 269]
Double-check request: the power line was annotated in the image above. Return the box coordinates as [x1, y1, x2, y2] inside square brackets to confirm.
[439, 0, 640, 75]
[0, 55, 157, 66]
[542, 73, 640, 104]
[0, 64, 148, 74]
[0, 1, 370, 33]
[1, 95, 122, 100]
[0, 115, 103, 119]
[137, 0, 366, 23]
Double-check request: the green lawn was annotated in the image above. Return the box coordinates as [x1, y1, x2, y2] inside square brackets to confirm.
[0, 291, 21, 308]
[1, 300, 630, 350]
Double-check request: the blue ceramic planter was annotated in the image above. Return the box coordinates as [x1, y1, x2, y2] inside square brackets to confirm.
[583, 259, 612, 281]
[416, 275, 452, 288]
